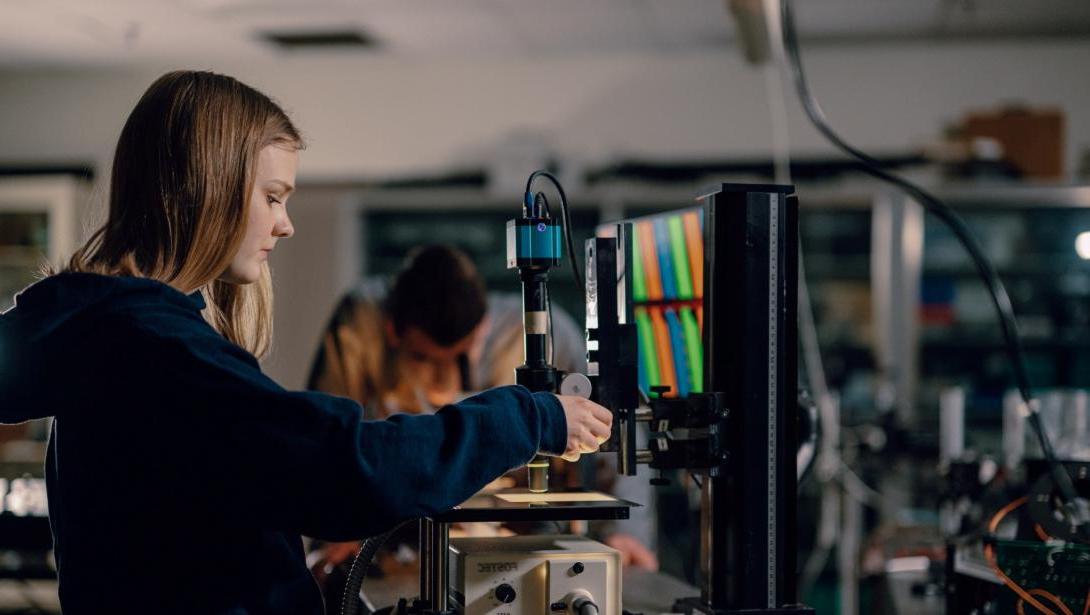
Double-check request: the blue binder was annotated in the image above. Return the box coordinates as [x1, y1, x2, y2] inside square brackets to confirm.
[654, 218, 677, 300]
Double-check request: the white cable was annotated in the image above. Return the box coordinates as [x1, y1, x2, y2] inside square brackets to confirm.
[757, 0, 868, 603]
[838, 461, 883, 506]
[761, 0, 792, 186]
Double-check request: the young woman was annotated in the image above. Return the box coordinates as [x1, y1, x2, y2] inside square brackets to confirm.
[0, 70, 611, 614]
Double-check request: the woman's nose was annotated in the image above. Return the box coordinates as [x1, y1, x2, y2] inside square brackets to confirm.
[275, 211, 294, 238]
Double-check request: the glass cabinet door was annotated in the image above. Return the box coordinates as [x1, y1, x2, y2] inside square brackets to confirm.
[0, 175, 85, 312]
[0, 210, 49, 313]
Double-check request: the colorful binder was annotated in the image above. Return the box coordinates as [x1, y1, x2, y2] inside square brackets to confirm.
[631, 224, 647, 302]
[634, 307, 657, 396]
[664, 308, 690, 397]
[654, 219, 677, 300]
[648, 307, 677, 397]
[667, 216, 693, 300]
[683, 211, 703, 298]
[637, 222, 663, 301]
[680, 307, 703, 393]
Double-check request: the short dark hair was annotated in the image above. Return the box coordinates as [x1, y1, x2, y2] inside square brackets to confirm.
[385, 245, 487, 346]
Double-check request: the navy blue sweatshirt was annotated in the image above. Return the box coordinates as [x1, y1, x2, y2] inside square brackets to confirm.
[0, 272, 567, 614]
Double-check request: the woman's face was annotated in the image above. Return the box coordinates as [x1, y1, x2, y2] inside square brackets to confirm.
[221, 144, 298, 285]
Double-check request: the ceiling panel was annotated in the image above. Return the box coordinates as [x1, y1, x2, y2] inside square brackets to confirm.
[0, 0, 1088, 68]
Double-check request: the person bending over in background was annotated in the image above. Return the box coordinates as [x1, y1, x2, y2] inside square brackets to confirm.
[307, 244, 586, 417]
[0, 70, 611, 615]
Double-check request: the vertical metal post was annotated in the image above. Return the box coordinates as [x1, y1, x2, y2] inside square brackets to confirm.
[700, 184, 800, 611]
[838, 482, 862, 615]
[429, 520, 450, 612]
[1004, 390, 1027, 472]
[871, 193, 924, 429]
[419, 518, 432, 604]
[700, 476, 734, 607]
[939, 387, 966, 465]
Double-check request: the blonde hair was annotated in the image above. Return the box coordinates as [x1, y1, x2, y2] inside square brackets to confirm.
[67, 70, 303, 357]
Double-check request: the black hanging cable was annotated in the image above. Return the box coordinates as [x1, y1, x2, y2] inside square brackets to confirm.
[533, 191, 559, 366]
[779, 0, 1086, 529]
[525, 170, 584, 294]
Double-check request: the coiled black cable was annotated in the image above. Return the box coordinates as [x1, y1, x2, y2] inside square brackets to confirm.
[340, 522, 409, 615]
[779, 0, 1085, 529]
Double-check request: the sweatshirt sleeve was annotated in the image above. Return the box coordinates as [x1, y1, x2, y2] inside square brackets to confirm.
[123, 309, 567, 541]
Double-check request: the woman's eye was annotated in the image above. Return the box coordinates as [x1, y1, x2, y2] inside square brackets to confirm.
[266, 195, 282, 206]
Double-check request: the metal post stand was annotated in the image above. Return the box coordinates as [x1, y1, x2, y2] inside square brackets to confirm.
[420, 518, 450, 613]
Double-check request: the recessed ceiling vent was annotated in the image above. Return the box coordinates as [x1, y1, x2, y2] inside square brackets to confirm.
[260, 29, 379, 51]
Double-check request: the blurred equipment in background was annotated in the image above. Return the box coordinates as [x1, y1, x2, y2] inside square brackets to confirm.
[946, 388, 1090, 614]
[958, 106, 1066, 181]
[770, 0, 1089, 613]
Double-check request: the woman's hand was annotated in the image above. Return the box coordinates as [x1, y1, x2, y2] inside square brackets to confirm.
[553, 395, 613, 462]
